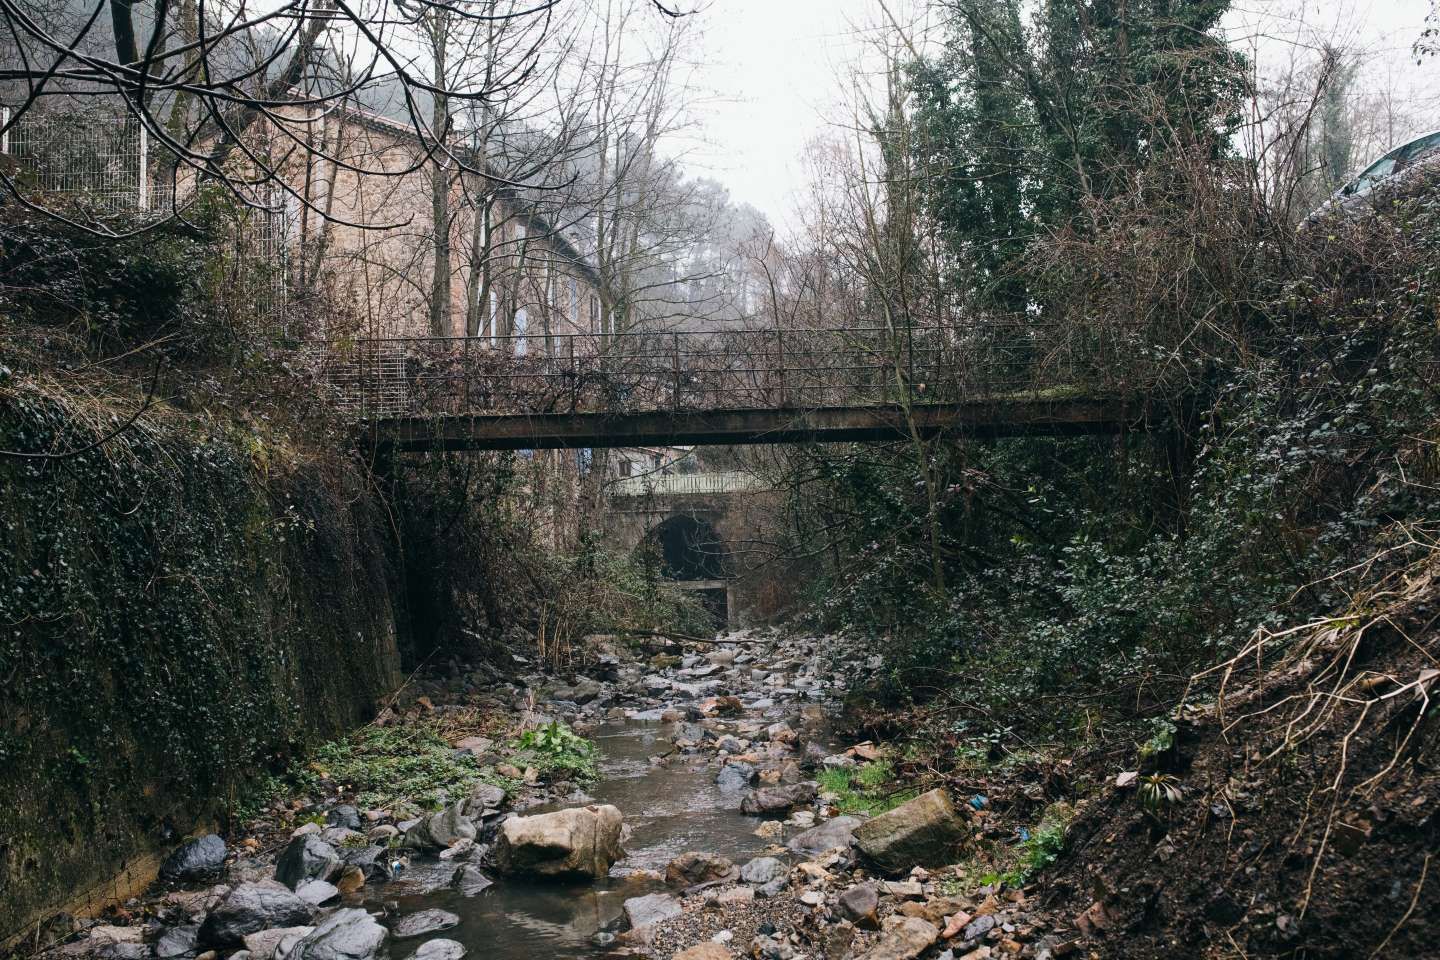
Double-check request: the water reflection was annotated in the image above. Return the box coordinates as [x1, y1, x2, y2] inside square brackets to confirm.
[372, 720, 775, 959]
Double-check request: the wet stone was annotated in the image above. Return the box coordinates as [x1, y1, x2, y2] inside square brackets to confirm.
[390, 909, 461, 940]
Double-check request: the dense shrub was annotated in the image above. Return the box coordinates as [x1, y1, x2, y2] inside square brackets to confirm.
[797, 173, 1440, 739]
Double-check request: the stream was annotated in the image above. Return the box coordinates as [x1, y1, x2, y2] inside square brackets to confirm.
[370, 717, 814, 959]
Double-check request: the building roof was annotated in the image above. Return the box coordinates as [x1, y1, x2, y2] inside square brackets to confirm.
[339, 107, 602, 289]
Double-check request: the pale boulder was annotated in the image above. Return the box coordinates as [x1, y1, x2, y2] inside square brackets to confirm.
[493, 805, 624, 879]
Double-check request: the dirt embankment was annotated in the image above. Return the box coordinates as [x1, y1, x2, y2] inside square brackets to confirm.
[1032, 558, 1440, 959]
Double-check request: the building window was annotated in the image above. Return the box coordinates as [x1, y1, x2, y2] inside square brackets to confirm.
[488, 291, 498, 345]
[514, 307, 528, 355]
[578, 447, 593, 476]
[590, 295, 599, 332]
[618, 459, 631, 478]
[568, 278, 578, 327]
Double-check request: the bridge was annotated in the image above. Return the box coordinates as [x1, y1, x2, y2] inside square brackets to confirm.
[307, 323, 1164, 453]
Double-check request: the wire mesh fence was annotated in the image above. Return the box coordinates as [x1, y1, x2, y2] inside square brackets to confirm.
[2, 107, 152, 214]
[1, 103, 292, 333]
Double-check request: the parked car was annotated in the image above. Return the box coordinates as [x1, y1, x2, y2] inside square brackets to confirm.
[1304, 129, 1440, 225]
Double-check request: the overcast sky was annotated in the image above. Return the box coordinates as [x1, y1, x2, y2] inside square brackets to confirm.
[676, 0, 1439, 230]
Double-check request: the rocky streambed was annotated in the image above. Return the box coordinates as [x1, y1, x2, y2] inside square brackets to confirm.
[44, 629, 1079, 960]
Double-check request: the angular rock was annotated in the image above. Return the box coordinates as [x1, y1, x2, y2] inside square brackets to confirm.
[326, 806, 361, 831]
[787, 816, 862, 857]
[716, 763, 756, 792]
[242, 927, 314, 960]
[294, 880, 338, 906]
[665, 851, 737, 888]
[155, 925, 199, 959]
[739, 856, 786, 885]
[274, 837, 341, 891]
[366, 825, 398, 844]
[740, 782, 817, 817]
[674, 944, 732, 960]
[467, 782, 507, 813]
[857, 917, 938, 960]
[390, 910, 460, 940]
[623, 893, 683, 930]
[854, 789, 968, 874]
[405, 801, 476, 851]
[838, 884, 880, 929]
[403, 941, 466, 960]
[451, 865, 494, 896]
[334, 866, 365, 896]
[340, 846, 391, 884]
[493, 805, 624, 879]
[161, 835, 227, 882]
[198, 882, 313, 948]
[288, 909, 386, 960]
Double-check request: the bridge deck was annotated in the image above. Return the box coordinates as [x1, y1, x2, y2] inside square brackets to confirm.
[361, 397, 1151, 453]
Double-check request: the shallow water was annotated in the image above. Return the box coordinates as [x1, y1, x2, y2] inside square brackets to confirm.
[373, 720, 778, 959]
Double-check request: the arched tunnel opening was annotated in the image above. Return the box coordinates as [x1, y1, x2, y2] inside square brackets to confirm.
[639, 514, 733, 626]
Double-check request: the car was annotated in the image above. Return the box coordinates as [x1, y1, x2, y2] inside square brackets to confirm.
[1305, 129, 1440, 224]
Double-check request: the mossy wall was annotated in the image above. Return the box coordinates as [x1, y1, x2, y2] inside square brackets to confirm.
[0, 384, 401, 941]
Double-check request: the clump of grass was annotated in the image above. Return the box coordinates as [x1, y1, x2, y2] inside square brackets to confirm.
[508, 721, 600, 783]
[301, 722, 487, 810]
[817, 759, 917, 816]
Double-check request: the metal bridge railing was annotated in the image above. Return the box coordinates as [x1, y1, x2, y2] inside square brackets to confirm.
[303, 321, 1134, 421]
[607, 471, 768, 498]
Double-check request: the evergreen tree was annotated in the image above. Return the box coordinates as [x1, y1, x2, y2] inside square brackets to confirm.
[910, 0, 1244, 310]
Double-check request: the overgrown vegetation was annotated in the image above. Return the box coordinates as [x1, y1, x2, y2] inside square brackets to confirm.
[398, 454, 714, 667]
[509, 720, 601, 783]
[817, 759, 917, 816]
[760, 1, 1440, 951]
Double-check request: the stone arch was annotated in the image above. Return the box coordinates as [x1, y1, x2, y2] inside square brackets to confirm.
[639, 513, 732, 581]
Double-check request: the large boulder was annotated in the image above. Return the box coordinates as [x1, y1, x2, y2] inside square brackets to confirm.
[493, 805, 624, 879]
[853, 789, 968, 874]
[787, 815, 862, 857]
[198, 882, 313, 948]
[288, 909, 387, 960]
[739, 783, 816, 817]
[274, 836, 341, 891]
[160, 834, 227, 882]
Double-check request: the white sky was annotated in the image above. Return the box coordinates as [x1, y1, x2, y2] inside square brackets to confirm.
[677, 0, 1439, 229]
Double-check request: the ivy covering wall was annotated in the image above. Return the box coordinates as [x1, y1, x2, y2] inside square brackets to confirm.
[0, 379, 401, 941]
